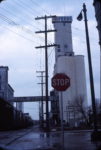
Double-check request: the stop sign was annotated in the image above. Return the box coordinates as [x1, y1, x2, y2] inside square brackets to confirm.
[51, 73, 70, 91]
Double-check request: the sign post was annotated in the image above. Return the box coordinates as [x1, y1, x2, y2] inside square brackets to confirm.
[51, 73, 70, 149]
[60, 91, 64, 149]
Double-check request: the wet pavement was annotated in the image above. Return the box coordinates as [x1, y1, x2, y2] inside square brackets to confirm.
[0, 126, 101, 150]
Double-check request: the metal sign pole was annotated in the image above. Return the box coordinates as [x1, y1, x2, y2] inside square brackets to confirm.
[61, 92, 64, 150]
[51, 73, 70, 149]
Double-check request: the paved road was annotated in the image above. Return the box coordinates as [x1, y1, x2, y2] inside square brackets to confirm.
[0, 126, 101, 150]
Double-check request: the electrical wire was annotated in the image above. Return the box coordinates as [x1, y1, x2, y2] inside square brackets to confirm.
[0, 0, 54, 42]
[0, 0, 56, 81]
[0, 12, 47, 43]
[12, 0, 47, 27]
[0, 25, 39, 44]
[30, 0, 50, 15]
[0, 13, 35, 35]
[0, 6, 35, 28]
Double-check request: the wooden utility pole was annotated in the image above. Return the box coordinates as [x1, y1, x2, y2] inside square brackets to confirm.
[37, 71, 45, 128]
[35, 15, 58, 131]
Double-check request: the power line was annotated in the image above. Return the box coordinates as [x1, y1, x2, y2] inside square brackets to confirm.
[0, 6, 35, 28]
[0, 0, 54, 42]
[48, 48, 54, 58]
[3, 0, 45, 30]
[0, 25, 35, 43]
[30, 0, 50, 15]
[0, 8, 50, 42]
[48, 48, 55, 75]
[0, 7, 41, 33]
[0, 13, 48, 43]
[0, 13, 35, 35]
[17, 0, 39, 15]
[12, 0, 46, 27]
[12, 0, 52, 28]
[13, 0, 35, 16]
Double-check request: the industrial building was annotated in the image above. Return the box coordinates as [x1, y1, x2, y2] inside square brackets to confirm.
[0, 66, 23, 110]
[0, 66, 14, 102]
[52, 16, 88, 127]
[0, 66, 33, 130]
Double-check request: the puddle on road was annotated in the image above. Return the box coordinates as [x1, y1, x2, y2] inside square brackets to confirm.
[2, 131, 100, 150]
[27, 132, 54, 139]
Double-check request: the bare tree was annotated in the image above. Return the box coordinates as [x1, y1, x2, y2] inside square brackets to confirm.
[69, 96, 89, 125]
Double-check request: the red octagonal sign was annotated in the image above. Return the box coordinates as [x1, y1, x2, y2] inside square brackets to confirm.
[51, 73, 70, 91]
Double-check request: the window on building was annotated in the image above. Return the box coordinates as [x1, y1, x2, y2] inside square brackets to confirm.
[63, 23, 66, 26]
[69, 52, 74, 56]
[57, 45, 60, 48]
[58, 49, 61, 52]
[64, 44, 68, 48]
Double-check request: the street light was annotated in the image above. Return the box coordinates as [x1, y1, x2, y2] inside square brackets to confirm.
[77, 3, 97, 132]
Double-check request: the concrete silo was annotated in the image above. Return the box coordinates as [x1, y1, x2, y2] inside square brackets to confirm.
[52, 16, 88, 126]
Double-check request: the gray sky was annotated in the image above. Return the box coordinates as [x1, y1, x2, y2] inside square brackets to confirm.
[0, 0, 100, 119]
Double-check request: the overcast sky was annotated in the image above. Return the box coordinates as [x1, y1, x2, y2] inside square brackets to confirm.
[0, 0, 100, 119]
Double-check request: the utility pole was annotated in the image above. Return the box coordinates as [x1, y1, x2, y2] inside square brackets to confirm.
[83, 3, 97, 132]
[77, 3, 97, 132]
[35, 15, 58, 131]
[37, 71, 45, 128]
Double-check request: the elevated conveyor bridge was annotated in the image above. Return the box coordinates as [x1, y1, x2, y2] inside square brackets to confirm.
[9, 96, 50, 103]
